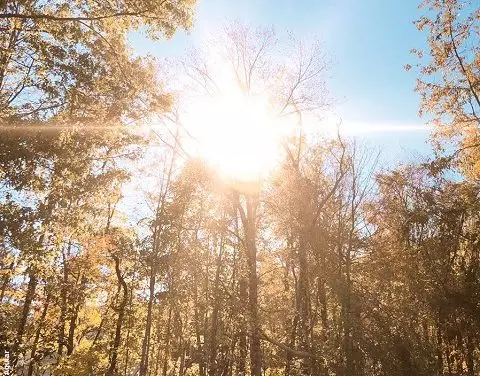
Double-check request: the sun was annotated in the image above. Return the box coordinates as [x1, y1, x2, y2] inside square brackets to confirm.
[183, 86, 283, 181]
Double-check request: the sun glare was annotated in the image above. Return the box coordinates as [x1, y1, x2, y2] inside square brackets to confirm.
[184, 87, 283, 181]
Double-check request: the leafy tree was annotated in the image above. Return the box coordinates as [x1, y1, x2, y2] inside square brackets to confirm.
[0, 0, 196, 122]
[411, 0, 480, 176]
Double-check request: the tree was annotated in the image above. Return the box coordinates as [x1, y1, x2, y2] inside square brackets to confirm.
[176, 23, 331, 376]
[365, 162, 480, 376]
[0, 2, 198, 373]
[411, 0, 479, 176]
[0, 0, 196, 122]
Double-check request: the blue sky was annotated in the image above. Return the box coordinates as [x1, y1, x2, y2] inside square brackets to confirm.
[131, 0, 433, 166]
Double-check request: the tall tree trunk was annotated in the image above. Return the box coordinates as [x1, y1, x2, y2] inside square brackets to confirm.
[179, 344, 186, 376]
[66, 303, 79, 356]
[466, 333, 474, 376]
[285, 314, 298, 376]
[13, 197, 53, 367]
[209, 237, 224, 376]
[140, 141, 176, 376]
[297, 235, 311, 376]
[238, 193, 262, 376]
[27, 292, 50, 376]
[17, 272, 37, 339]
[445, 340, 453, 376]
[139, 131, 179, 376]
[106, 254, 128, 376]
[436, 321, 444, 376]
[58, 245, 70, 356]
[140, 264, 156, 376]
[153, 314, 164, 376]
[16, 274, 33, 336]
[318, 272, 328, 334]
[193, 279, 205, 376]
[123, 285, 134, 376]
[343, 247, 353, 376]
[12, 269, 37, 369]
[237, 277, 247, 376]
[162, 307, 173, 376]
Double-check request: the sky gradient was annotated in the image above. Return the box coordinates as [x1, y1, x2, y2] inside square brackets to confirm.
[131, 0, 433, 166]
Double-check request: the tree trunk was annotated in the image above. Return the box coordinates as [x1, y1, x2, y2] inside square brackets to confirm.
[140, 264, 156, 376]
[209, 237, 224, 376]
[466, 334, 474, 376]
[162, 307, 172, 376]
[106, 254, 128, 376]
[343, 248, 353, 376]
[318, 274, 328, 334]
[140, 140, 176, 376]
[436, 321, 444, 376]
[12, 269, 37, 369]
[240, 194, 262, 376]
[285, 314, 298, 376]
[297, 235, 311, 376]
[237, 277, 247, 376]
[124, 283, 134, 376]
[27, 292, 50, 376]
[193, 279, 205, 376]
[58, 246, 70, 356]
[179, 345, 186, 376]
[153, 314, 164, 376]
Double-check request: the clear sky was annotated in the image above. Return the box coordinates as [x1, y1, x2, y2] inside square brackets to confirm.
[130, 0, 434, 167]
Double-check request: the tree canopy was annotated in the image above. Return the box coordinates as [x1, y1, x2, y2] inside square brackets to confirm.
[1, 1, 480, 376]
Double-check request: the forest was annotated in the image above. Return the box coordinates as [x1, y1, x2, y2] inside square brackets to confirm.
[0, 0, 479, 375]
